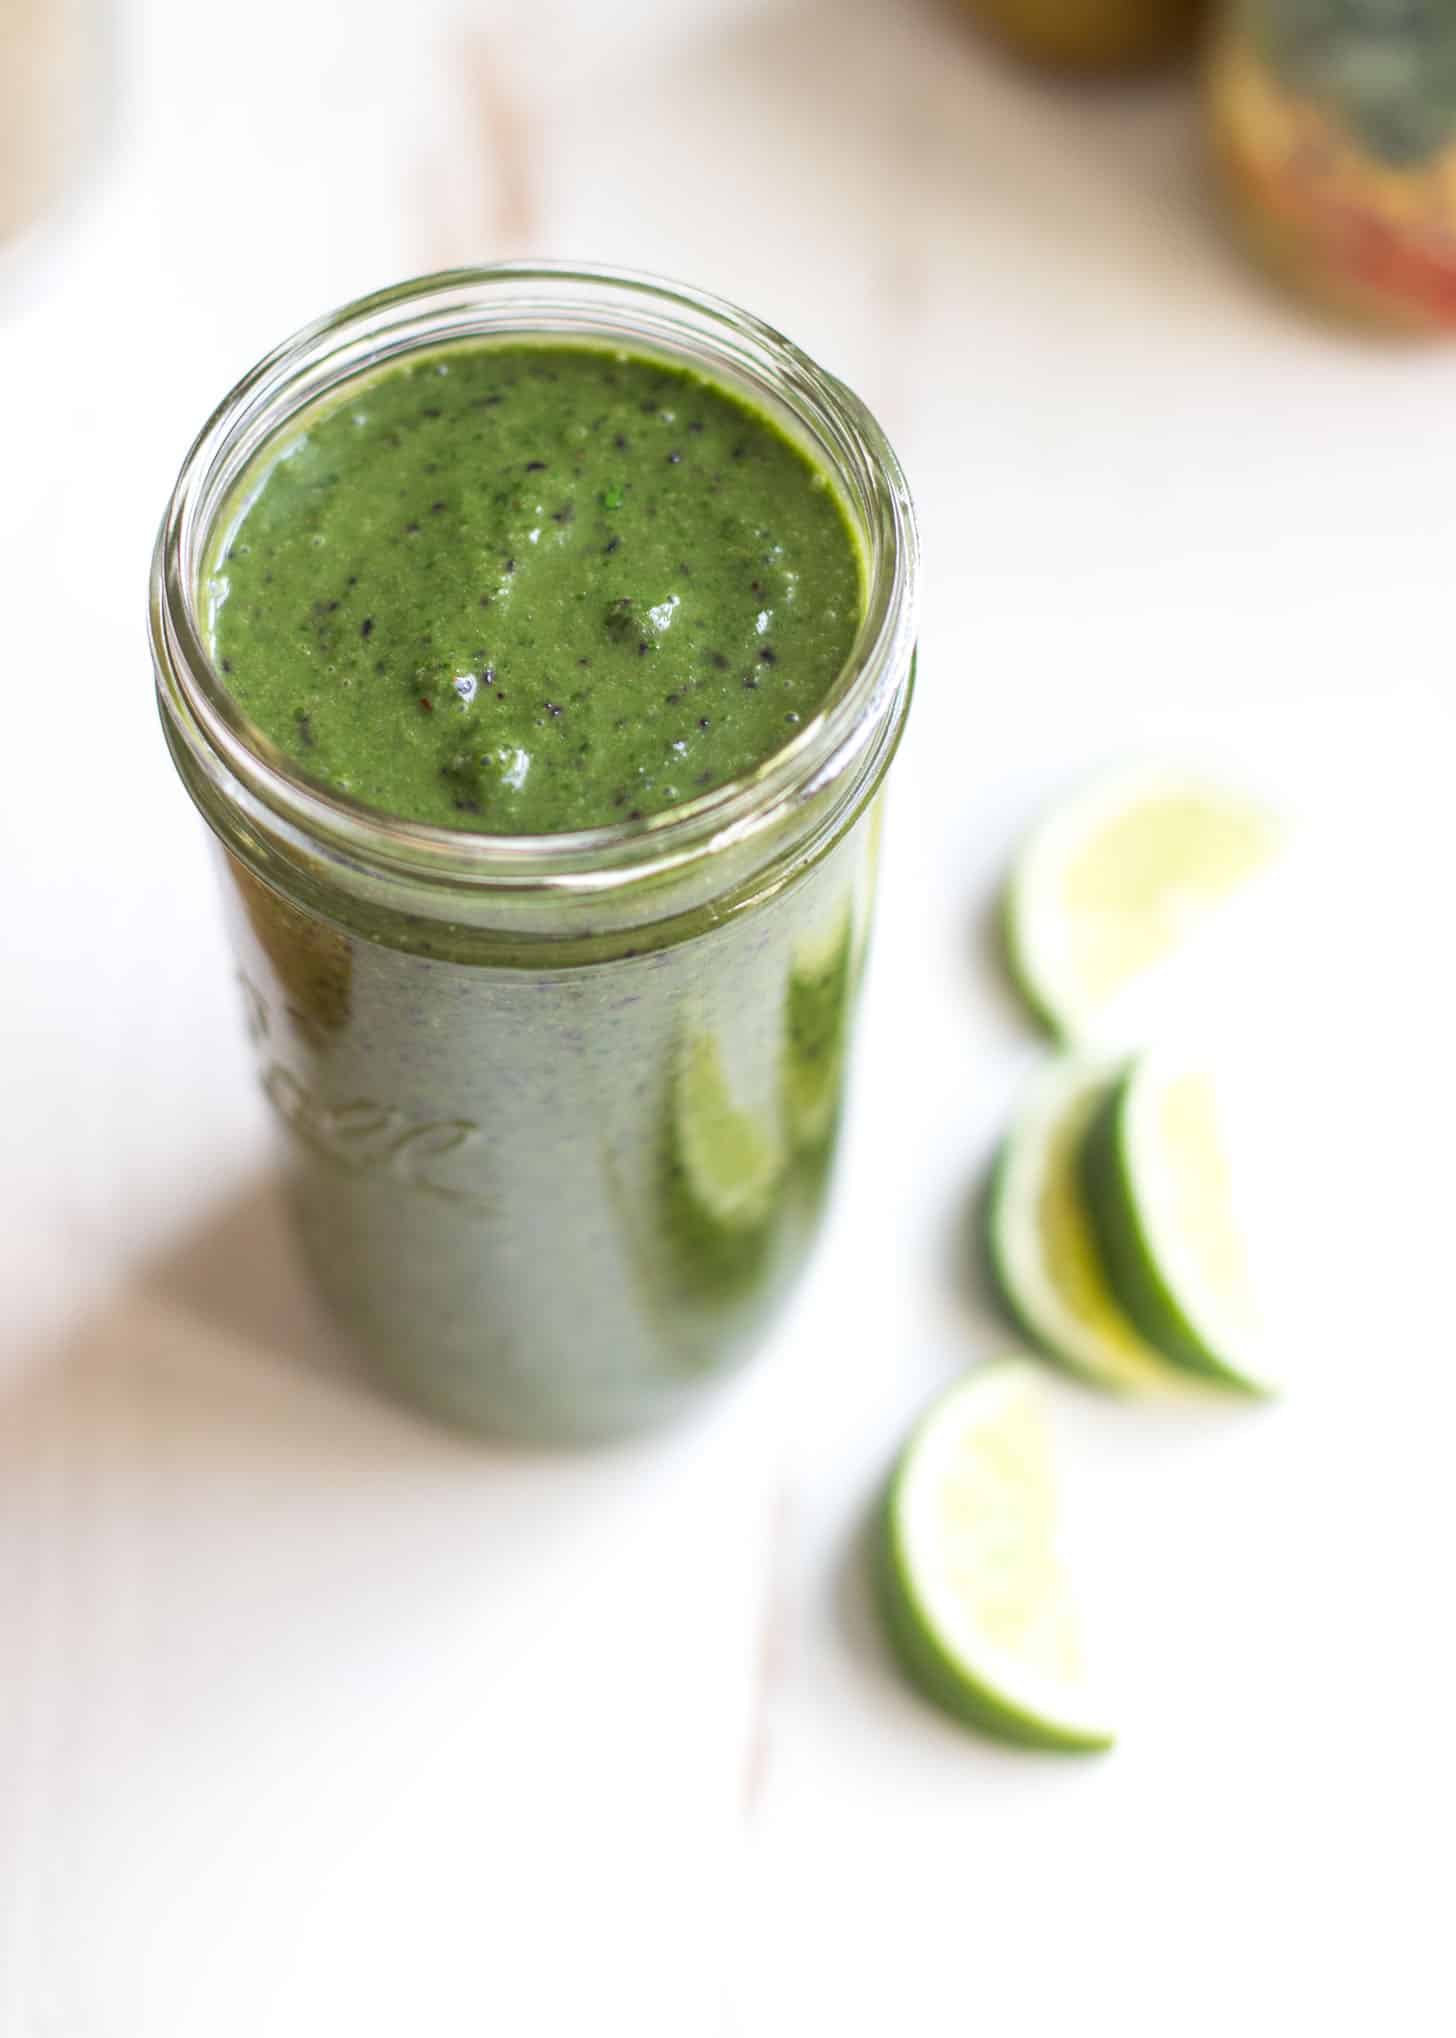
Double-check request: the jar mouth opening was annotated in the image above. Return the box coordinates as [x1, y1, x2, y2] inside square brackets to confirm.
[151, 263, 918, 893]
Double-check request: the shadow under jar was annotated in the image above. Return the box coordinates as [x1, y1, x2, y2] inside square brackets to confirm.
[151, 265, 918, 1446]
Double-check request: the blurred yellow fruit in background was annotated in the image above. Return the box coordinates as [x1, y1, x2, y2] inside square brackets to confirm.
[957, 0, 1206, 73]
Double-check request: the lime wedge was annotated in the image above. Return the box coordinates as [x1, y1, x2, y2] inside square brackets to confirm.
[879, 1363, 1115, 1751]
[985, 1058, 1200, 1396]
[783, 909, 855, 1154]
[1003, 769, 1282, 1039]
[1082, 1054, 1273, 1395]
[671, 1033, 784, 1234]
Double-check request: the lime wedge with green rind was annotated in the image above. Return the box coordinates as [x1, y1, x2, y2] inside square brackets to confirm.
[672, 1032, 784, 1234]
[662, 1032, 788, 1300]
[1081, 1054, 1274, 1396]
[879, 1362, 1116, 1752]
[985, 1058, 1204, 1397]
[783, 909, 855, 1154]
[1003, 769, 1283, 1040]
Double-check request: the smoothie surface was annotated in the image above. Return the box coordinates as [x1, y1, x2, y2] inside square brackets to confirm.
[206, 342, 863, 833]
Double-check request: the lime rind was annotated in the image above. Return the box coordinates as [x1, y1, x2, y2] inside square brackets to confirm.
[880, 1364, 1116, 1753]
[1003, 768, 1284, 1041]
[1081, 1058, 1275, 1397]
[985, 1058, 1205, 1398]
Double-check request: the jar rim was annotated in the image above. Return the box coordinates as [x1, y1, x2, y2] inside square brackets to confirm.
[150, 262, 918, 903]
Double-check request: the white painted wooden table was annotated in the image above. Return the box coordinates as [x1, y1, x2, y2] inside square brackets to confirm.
[2, 1, 1453, 2030]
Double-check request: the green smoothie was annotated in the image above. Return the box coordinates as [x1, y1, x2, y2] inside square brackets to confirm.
[206, 343, 862, 833]
[154, 275, 915, 1444]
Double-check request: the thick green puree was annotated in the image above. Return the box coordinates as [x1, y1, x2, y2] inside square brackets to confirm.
[207, 342, 863, 833]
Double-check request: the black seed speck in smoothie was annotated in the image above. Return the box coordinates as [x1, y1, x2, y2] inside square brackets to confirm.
[206, 343, 862, 833]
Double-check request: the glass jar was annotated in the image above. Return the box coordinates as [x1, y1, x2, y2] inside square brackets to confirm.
[1208, 0, 1456, 333]
[150, 266, 919, 1445]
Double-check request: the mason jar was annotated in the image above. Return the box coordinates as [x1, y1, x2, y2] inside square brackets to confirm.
[150, 265, 918, 1446]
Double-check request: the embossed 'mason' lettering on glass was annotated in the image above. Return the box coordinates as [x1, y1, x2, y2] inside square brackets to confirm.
[260, 1064, 491, 1210]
